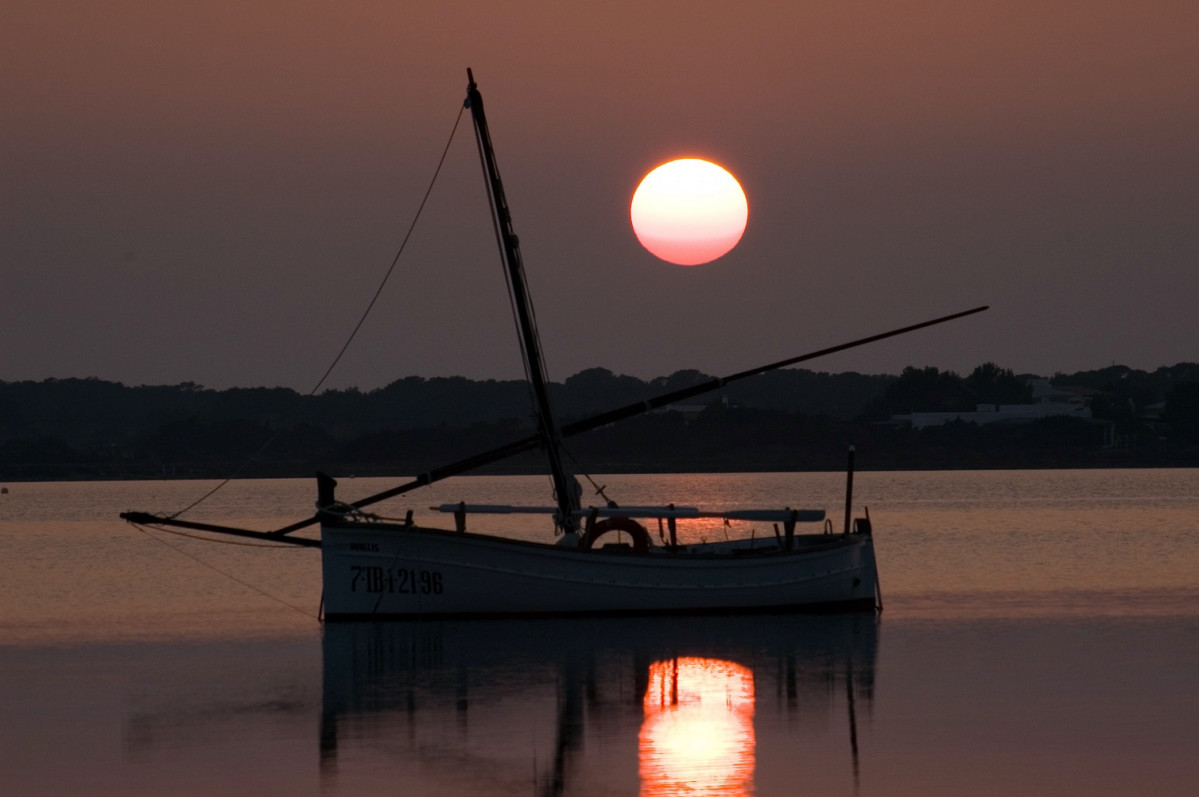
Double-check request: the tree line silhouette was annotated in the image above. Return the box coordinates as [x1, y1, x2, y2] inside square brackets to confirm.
[2, 362, 1197, 480]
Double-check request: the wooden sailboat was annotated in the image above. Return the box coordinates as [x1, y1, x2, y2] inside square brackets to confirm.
[122, 71, 986, 619]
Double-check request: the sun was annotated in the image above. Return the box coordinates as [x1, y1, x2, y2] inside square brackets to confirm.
[630, 158, 748, 266]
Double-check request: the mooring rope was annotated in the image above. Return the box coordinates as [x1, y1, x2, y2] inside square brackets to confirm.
[170, 104, 468, 520]
[131, 522, 320, 621]
[133, 522, 305, 548]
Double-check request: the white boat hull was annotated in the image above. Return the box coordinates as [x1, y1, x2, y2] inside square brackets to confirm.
[320, 521, 879, 618]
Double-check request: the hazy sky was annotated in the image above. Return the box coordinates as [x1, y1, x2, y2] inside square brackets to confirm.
[4, 1, 1197, 390]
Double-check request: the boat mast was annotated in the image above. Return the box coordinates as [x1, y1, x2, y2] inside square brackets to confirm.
[465, 69, 579, 533]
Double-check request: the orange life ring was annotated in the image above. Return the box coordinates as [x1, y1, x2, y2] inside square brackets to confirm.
[579, 517, 651, 553]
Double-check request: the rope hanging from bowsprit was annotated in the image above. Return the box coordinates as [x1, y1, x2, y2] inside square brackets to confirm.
[169, 103, 469, 520]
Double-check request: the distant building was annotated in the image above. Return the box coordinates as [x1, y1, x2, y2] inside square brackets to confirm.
[891, 379, 1092, 429]
[653, 394, 729, 423]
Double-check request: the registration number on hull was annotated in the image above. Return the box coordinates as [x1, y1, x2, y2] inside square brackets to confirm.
[350, 565, 444, 595]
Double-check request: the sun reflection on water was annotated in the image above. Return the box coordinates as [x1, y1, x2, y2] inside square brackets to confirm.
[640, 657, 755, 796]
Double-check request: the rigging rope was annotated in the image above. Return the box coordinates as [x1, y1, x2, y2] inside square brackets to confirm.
[171, 104, 468, 520]
[562, 446, 618, 507]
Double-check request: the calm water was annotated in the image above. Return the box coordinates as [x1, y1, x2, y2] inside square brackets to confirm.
[1, 470, 1197, 795]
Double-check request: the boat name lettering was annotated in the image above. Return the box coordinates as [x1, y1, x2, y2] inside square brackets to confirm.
[349, 542, 380, 552]
[350, 565, 444, 595]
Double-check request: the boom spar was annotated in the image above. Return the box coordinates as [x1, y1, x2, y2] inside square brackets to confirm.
[121, 304, 988, 543]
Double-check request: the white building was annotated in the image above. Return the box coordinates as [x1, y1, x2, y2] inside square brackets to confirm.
[893, 379, 1091, 429]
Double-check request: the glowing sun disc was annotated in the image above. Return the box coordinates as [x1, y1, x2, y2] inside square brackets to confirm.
[630, 158, 748, 266]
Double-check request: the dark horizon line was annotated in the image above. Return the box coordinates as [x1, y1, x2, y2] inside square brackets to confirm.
[8, 359, 1199, 394]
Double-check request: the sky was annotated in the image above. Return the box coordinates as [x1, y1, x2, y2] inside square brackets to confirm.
[4, 1, 1197, 391]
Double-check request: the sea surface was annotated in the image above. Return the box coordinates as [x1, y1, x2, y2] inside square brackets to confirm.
[1, 469, 1196, 796]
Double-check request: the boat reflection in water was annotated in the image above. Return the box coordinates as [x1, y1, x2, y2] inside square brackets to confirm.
[320, 614, 877, 796]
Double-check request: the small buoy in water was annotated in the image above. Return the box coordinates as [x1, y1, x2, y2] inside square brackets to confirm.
[1, 487, 8, 494]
